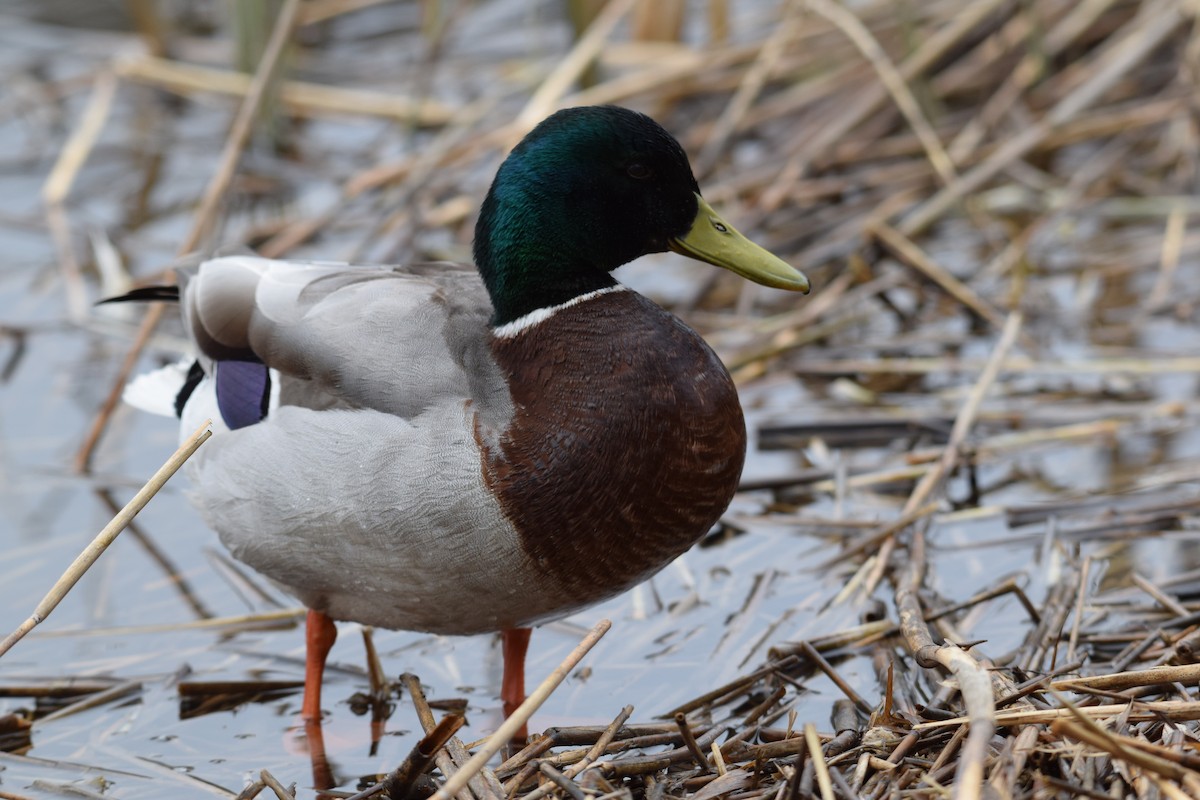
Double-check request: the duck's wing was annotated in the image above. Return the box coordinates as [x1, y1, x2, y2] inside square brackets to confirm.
[170, 256, 538, 635]
[180, 255, 512, 423]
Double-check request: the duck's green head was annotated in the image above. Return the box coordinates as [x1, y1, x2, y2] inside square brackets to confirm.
[474, 105, 809, 326]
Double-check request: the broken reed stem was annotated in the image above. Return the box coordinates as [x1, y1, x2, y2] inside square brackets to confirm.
[44, 204, 88, 324]
[401, 673, 485, 800]
[36, 680, 142, 723]
[28, 608, 304, 638]
[675, 713, 712, 772]
[430, 619, 612, 800]
[1145, 204, 1187, 311]
[538, 763, 588, 800]
[78, 304, 175, 474]
[260, 769, 294, 800]
[346, 713, 466, 800]
[565, 704, 633, 777]
[790, 356, 1200, 376]
[798, 642, 872, 715]
[490, 708, 636, 800]
[0, 421, 212, 659]
[815, 501, 939, 570]
[1131, 571, 1190, 618]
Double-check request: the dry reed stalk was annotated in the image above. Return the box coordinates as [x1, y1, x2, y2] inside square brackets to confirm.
[1047, 691, 1200, 793]
[25, 608, 306, 639]
[728, 311, 873, 381]
[1145, 204, 1188, 311]
[0, 421, 211, 659]
[760, 0, 1012, 210]
[1066, 556, 1093, 664]
[631, 0, 684, 41]
[1053, 662, 1200, 693]
[430, 620, 611, 800]
[44, 205, 88, 325]
[93, 488, 214, 621]
[235, 780, 266, 800]
[807, 0, 956, 187]
[41, 71, 119, 207]
[115, 55, 456, 125]
[902, 414, 1165, 466]
[707, 0, 728, 44]
[800, 724, 832, 800]
[790, 355, 1200, 376]
[298, 0, 395, 26]
[694, 0, 802, 176]
[870, 222, 1008, 330]
[878, 314, 1024, 800]
[259, 769, 294, 800]
[675, 713, 712, 772]
[402, 673, 491, 800]
[899, 0, 1186, 235]
[180, 0, 301, 252]
[29, 0, 1200, 795]
[917, 699, 1200, 729]
[41, 71, 119, 323]
[563, 704, 633, 778]
[36, 680, 142, 723]
[346, 714, 466, 800]
[516, 0, 639, 132]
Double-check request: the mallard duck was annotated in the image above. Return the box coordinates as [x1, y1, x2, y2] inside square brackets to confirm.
[122, 105, 808, 725]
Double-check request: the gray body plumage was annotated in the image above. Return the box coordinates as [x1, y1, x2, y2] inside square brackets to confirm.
[172, 256, 573, 635]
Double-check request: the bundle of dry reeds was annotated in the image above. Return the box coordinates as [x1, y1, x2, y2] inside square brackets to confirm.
[6, 0, 1199, 798]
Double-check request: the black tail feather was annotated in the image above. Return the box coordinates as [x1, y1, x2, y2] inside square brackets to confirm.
[98, 285, 181, 304]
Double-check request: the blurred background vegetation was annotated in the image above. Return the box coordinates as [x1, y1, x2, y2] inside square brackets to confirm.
[2, 1, 1200, 798]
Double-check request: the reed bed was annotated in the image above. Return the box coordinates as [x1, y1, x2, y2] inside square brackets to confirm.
[2, 0, 1199, 798]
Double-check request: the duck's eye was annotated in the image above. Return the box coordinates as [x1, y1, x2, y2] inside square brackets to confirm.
[626, 163, 653, 180]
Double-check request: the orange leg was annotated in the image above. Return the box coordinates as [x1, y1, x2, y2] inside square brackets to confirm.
[302, 609, 338, 721]
[502, 627, 532, 741]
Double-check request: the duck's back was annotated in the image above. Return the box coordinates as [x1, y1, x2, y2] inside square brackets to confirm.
[178, 256, 510, 423]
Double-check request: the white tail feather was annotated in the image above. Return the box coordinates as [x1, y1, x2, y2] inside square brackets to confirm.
[123, 359, 192, 418]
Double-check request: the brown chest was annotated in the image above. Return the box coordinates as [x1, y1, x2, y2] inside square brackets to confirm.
[479, 290, 746, 607]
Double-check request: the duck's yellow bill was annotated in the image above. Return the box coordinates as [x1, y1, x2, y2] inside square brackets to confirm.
[668, 194, 810, 293]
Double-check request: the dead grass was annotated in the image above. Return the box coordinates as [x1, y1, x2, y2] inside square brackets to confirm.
[5, 0, 1200, 798]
